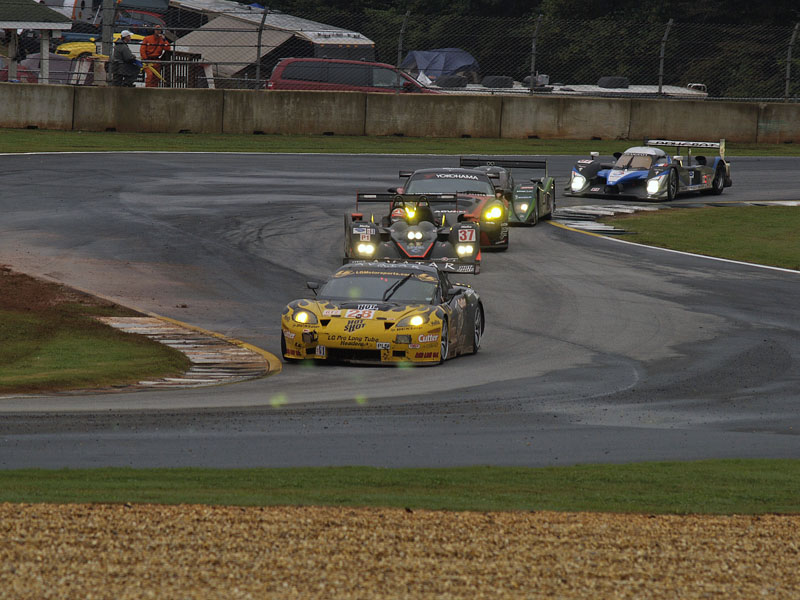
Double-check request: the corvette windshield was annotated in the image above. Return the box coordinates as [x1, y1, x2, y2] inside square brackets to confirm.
[614, 153, 653, 170]
[321, 274, 438, 304]
[405, 173, 494, 195]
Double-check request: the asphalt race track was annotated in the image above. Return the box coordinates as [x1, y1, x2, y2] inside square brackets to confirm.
[1, 152, 799, 468]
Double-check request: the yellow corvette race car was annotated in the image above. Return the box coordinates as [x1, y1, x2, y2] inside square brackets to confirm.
[54, 33, 144, 59]
[281, 262, 484, 365]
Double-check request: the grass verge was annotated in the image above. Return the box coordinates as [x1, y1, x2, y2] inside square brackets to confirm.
[0, 267, 190, 394]
[1, 460, 798, 514]
[2, 127, 800, 155]
[599, 206, 800, 270]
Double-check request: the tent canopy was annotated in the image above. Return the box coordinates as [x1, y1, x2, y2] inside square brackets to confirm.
[400, 48, 479, 81]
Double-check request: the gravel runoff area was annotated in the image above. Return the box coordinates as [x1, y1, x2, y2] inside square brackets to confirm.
[2, 504, 798, 599]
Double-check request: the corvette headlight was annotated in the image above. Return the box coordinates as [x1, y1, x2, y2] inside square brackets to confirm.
[570, 173, 586, 192]
[397, 313, 428, 327]
[456, 244, 474, 256]
[406, 230, 423, 240]
[293, 310, 318, 324]
[646, 177, 663, 195]
[356, 242, 375, 255]
[483, 204, 503, 220]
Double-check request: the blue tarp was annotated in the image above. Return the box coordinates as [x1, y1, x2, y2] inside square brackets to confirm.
[400, 48, 479, 81]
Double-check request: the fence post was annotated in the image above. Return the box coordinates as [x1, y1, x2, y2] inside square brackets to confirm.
[255, 8, 269, 89]
[658, 18, 673, 95]
[529, 14, 543, 94]
[785, 22, 799, 102]
[397, 10, 410, 67]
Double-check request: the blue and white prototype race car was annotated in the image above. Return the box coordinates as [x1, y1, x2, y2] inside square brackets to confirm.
[565, 139, 732, 201]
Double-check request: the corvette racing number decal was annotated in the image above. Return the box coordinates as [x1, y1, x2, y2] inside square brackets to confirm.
[345, 309, 375, 319]
[458, 229, 476, 243]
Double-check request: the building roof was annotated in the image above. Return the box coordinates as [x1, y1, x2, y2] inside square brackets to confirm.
[170, 0, 372, 45]
[177, 14, 294, 77]
[0, 0, 72, 30]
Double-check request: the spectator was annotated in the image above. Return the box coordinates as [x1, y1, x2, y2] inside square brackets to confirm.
[140, 25, 170, 88]
[111, 30, 140, 87]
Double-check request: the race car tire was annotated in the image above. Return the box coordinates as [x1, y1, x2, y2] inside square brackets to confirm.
[666, 168, 678, 201]
[439, 320, 450, 364]
[280, 335, 299, 363]
[481, 75, 513, 88]
[709, 164, 726, 195]
[541, 190, 555, 220]
[471, 305, 484, 354]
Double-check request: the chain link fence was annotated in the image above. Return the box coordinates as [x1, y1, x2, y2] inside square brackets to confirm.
[3, 5, 799, 101]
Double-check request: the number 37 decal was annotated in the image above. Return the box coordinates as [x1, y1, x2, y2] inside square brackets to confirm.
[458, 228, 477, 243]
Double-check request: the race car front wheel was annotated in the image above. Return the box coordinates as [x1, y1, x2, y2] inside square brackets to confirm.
[281, 334, 299, 363]
[471, 306, 483, 354]
[439, 320, 449, 364]
[666, 169, 678, 201]
[710, 164, 726, 195]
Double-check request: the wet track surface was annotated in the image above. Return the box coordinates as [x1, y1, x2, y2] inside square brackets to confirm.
[1, 153, 799, 468]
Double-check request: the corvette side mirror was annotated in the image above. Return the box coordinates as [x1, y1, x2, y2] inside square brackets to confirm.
[306, 281, 320, 296]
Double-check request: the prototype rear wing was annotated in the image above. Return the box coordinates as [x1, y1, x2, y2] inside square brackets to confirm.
[459, 156, 549, 173]
[645, 139, 726, 160]
[356, 192, 459, 208]
[347, 257, 479, 275]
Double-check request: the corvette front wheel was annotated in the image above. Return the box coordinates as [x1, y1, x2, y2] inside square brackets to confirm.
[439, 320, 450, 364]
[471, 307, 483, 354]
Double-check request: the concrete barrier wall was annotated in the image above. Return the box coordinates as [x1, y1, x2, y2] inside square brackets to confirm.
[365, 94, 502, 138]
[223, 90, 366, 135]
[73, 87, 224, 133]
[629, 99, 760, 143]
[0, 82, 74, 130]
[756, 103, 800, 144]
[500, 96, 631, 140]
[3, 82, 800, 144]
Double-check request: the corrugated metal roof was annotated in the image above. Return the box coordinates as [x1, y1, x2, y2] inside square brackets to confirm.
[0, 0, 72, 29]
[169, 0, 372, 44]
[176, 14, 293, 77]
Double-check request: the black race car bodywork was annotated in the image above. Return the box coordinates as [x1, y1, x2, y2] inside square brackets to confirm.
[459, 157, 556, 225]
[564, 139, 732, 201]
[344, 193, 481, 275]
[281, 262, 484, 365]
[395, 167, 509, 250]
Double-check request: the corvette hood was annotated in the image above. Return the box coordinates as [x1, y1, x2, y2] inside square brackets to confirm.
[292, 299, 436, 321]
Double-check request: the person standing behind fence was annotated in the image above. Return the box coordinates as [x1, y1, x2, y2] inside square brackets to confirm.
[140, 25, 170, 88]
[111, 30, 141, 87]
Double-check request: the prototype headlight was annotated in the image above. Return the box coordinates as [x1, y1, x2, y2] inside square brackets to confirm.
[406, 230, 423, 240]
[483, 204, 503, 220]
[518, 203, 529, 212]
[356, 242, 375, 255]
[293, 310, 318, 324]
[405, 206, 416, 219]
[456, 244, 474, 256]
[397, 313, 429, 327]
[646, 177, 663, 195]
[570, 172, 587, 191]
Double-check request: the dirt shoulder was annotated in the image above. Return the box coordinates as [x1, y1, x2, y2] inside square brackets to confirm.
[2, 503, 798, 599]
